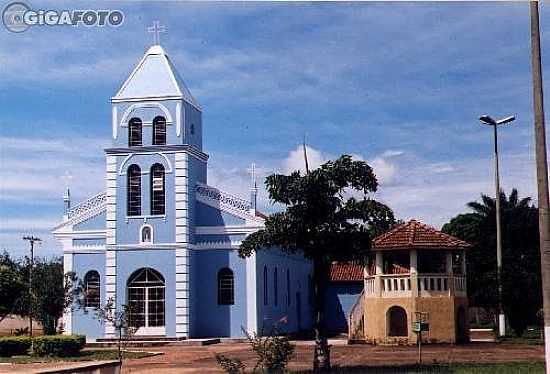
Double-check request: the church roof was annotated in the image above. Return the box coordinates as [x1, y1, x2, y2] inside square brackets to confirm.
[112, 45, 201, 110]
[372, 219, 471, 251]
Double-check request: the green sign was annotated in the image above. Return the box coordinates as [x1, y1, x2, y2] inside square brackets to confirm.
[413, 322, 429, 332]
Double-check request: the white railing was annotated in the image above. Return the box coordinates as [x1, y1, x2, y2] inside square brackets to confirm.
[418, 274, 450, 294]
[454, 275, 467, 295]
[365, 276, 376, 295]
[364, 273, 467, 298]
[67, 192, 106, 219]
[348, 289, 365, 340]
[381, 274, 411, 297]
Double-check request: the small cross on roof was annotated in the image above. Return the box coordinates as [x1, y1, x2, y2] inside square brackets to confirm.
[147, 21, 166, 45]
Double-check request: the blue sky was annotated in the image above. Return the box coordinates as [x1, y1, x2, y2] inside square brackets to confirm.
[0, 1, 548, 258]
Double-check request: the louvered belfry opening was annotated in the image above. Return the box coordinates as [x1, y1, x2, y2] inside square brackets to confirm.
[127, 164, 141, 216]
[128, 117, 143, 147]
[152, 116, 167, 145]
[150, 163, 165, 215]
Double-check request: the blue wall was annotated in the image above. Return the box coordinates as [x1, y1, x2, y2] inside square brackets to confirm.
[71, 252, 106, 339]
[73, 211, 106, 231]
[255, 250, 313, 334]
[195, 202, 245, 226]
[324, 282, 363, 334]
[115, 249, 176, 337]
[115, 153, 176, 245]
[192, 249, 247, 337]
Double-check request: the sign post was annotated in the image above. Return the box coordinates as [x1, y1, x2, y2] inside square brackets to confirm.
[413, 312, 429, 366]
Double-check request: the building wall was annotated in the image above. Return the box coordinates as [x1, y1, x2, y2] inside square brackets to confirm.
[363, 296, 468, 344]
[71, 252, 106, 339]
[115, 249, 177, 337]
[325, 282, 363, 334]
[255, 250, 313, 335]
[192, 249, 247, 337]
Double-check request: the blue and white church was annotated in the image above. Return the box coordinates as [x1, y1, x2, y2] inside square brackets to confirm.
[53, 42, 313, 340]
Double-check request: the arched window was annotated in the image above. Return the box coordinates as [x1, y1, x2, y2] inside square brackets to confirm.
[84, 270, 100, 308]
[387, 306, 408, 337]
[127, 164, 141, 216]
[263, 266, 268, 306]
[287, 269, 291, 306]
[141, 225, 152, 243]
[150, 163, 165, 215]
[273, 268, 278, 306]
[128, 118, 142, 147]
[152, 116, 166, 145]
[218, 268, 234, 305]
[127, 268, 165, 329]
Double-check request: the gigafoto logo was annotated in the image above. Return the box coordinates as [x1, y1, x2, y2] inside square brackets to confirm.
[2, 2, 124, 33]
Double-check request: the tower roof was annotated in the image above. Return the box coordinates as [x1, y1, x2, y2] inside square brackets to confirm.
[112, 45, 201, 110]
[372, 219, 471, 251]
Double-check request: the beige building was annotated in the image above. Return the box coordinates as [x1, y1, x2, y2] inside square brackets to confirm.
[349, 220, 470, 344]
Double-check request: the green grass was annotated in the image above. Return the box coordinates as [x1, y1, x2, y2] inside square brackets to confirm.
[0, 349, 156, 364]
[294, 362, 545, 373]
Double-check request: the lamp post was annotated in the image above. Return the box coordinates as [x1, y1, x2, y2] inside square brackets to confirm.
[479, 114, 516, 338]
[23, 235, 41, 345]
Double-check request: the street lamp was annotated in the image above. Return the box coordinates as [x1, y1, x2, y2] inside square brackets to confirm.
[479, 114, 516, 338]
[22, 235, 41, 347]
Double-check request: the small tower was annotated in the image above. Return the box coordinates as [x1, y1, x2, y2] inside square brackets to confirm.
[63, 187, 71, 221]
[358, 220, 470, 344]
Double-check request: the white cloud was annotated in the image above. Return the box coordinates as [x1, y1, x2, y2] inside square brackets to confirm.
[283, 145, 330, 174]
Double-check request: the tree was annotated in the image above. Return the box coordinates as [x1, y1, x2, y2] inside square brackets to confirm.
[0, 252, 26, 323]
[94, 298, 137, 362]
[239, 155, 395, 370]
[442, 189, 541, 336]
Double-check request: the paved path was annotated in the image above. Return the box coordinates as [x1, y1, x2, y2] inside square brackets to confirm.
[1, 342, 544, 373]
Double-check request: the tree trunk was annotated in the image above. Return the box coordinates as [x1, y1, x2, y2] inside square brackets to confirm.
[312, 259, 331, 372]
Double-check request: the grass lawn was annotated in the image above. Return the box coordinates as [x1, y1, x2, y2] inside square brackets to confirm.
[0, 349, 156, 364]
[294, 362, 545, 373]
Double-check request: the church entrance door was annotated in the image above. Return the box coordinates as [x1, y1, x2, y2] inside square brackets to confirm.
[127, 268, 166, 336]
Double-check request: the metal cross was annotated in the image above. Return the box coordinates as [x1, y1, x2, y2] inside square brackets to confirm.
[147, 21, 166, 45]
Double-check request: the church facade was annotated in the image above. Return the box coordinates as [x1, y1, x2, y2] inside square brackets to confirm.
[53, 43, 313, 340]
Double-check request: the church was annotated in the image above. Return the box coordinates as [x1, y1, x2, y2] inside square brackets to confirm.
[53, 40, 313, 340]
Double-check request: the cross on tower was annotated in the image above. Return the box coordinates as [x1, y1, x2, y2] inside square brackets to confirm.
[147, 21, 166, 45]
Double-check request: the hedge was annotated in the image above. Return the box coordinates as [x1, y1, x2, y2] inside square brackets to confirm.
[33, 335, 86, 356]
[0, 335, 86, 357]
[0, 336, 32, 356]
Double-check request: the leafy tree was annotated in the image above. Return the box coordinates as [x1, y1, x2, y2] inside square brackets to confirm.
[442, 189, 541, 336]
[239, 155, 395, 370]
[0, 252, 26, 322]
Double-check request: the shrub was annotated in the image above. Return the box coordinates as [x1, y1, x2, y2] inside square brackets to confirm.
[32, 335, 86, 357]
[0, 336, 32, 357]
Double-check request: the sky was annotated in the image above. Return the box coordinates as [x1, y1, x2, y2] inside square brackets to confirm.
[0, 1, 548, 258]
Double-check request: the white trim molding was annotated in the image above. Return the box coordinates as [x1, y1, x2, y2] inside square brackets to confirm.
[63, 253, 73, 335]
[246, 253, 258, 334]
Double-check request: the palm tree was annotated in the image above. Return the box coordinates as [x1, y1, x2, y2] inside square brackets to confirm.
[443, 189, 541, 336]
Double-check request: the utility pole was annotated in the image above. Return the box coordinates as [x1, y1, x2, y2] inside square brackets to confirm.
[530, 2, 550, 372]
[479, 114, 516, 337]
[303, 135, 310, 173]
[23, 235, 41, 345]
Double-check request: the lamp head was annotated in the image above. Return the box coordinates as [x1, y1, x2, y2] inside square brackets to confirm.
[479, 115, 497, 126]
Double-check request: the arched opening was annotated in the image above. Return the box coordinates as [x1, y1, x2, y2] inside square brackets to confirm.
[140, 225, 152, 244]
[150, 163, 165, 215]
[387, 306, 408, 337]
[218, 268, 234, 305]
[273, 267, 278, 306]
[127, 268, 165, 334]
[152, 116, 167, 145]
[128, 118, 142, 147]
[127, 164, 141, 216]
[263, 266, 268, 306]
[456, 306, 468, 343]
[83, 270, 100, 308]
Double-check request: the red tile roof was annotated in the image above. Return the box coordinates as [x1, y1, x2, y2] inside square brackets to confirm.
[330, 262, 364, 282]
[372, 219, 471, 251]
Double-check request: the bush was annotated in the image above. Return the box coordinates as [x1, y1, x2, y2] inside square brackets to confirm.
[32, 335, 86, 357]
[0, 336, 32, 356]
